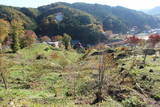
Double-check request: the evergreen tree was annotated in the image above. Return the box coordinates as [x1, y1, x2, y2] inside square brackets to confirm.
[62, 33, 71, 50]
[11, 34, 20, 53]
[11, 19, 24, 53]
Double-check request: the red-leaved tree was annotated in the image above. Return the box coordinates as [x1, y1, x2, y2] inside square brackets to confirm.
[125, 36, 142, 57]
[20, 30, 37, 48]
[125, 36, 141, 46]
[148, 34, 160, 48]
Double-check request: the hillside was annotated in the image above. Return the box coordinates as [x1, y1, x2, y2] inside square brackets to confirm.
[1, 2, 160, 107]
[36, 4, 105, 44]
[60, 2, 160, 33]
[0, 2, 160, 43]
[38, 2, 160, 33]
[1, 43, 160, 107]
[0, 5, 37, 30]
[0, 4, 106, 44]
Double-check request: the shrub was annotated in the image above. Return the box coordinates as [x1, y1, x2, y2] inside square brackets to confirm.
[36, 54, 47, 60]
[51, 35, 63, 41]
[122, 96, 146, 107]
[76, 47, 85, 53]
[116, 47, 129, 51]
[116, 53, 127, 59]
[50, 52, 59, 59]
[59, 59, 71, 69]
[40, 36, 51, 42]
[44, 47, 50, 51]
[20, 30, 37, 48]
[151, 93, 160, 101]
[62, 33, 71, 50]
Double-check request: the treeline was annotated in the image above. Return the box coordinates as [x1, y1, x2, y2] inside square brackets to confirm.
[0, 19, 37, 53]
[0, 18, 74, 53]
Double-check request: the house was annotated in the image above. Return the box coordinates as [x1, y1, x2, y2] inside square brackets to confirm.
[107, 40, 127, 47]
[55, 12, 63, 22]
[136, 33, 149, 40]
[47, 41, 60, 48]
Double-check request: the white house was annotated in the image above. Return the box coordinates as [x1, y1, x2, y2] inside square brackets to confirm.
[55, 12, 63, 22]
[47, 41, 60, 48]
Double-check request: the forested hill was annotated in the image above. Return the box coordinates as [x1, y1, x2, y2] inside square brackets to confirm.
[0, 2, 160, 44]
[0, 5, 37, 30]
[61, 2, 160, 33]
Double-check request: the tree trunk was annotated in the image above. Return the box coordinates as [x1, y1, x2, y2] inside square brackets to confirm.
[65, 43, 68, 50]
[143, 53, 147, 64]
[1, 72, 7, 89]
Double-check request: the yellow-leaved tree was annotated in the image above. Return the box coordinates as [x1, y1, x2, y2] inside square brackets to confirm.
[0, 19, 10, 51]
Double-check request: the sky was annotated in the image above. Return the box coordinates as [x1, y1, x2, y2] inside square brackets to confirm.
[0, 0, 160, 10]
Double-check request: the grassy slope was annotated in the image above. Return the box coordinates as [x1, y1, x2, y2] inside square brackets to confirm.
[0, 44, 83, 106]
[0, 44, 122, 107]
[119, 55, 160, 105]
[0, 44, 160, 107]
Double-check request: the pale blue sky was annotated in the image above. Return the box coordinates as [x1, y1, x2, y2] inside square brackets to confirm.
[0, 0, 160, 9]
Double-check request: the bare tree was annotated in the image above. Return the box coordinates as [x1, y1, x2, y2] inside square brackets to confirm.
[0, 54, 8, 89]
[92, 53, 118, 104]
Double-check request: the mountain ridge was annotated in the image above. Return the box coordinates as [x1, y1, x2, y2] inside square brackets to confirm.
[142, 6, 160, 16]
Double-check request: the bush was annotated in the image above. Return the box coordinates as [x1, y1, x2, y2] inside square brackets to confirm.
[116, 47, 129, 51]
[50, 52, 59, 59]
[77, 81, 95, 96]
[76, 47, 85, 53]
[59, 59, 71, 68]
[151, 93, 160, 101]
[36, 54, 47, 60]
[116, 53, 127, 59]
[44, 47, 50, 51]
[122, 96, 146, 107]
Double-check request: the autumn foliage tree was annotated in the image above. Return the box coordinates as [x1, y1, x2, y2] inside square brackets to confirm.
[125, 36, 142, 56]
[126, 36, 141, 46]
[40, 36, 51, 42]
[148, 34, 160, 48]
[51, 35, 63, 41]
[142, 34, 160, 64]
[20, 30, 37, 48]
[125, 36, 142, 59]
[0, 19, 10, 43]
